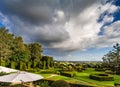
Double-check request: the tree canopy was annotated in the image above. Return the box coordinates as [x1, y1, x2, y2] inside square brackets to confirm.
[102, 43, 120, 74]
[0, 27, 54, 70]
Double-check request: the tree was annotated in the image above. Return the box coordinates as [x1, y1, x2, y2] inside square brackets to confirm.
[0, 28, 14, 65]
[102, 43, 120, 74]
[28, 43, 42, 68]
[0, 27, 55, 70]
[42, 56, 54, 69]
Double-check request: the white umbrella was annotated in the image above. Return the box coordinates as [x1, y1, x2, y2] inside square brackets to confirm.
[0, 66, 18, 73]
[0, 71, 43, 82]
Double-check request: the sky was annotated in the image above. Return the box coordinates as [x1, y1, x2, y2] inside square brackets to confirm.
[0, 0, 120, 61]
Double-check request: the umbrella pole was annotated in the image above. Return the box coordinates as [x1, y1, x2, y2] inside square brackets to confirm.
[20, 80, 24, 87]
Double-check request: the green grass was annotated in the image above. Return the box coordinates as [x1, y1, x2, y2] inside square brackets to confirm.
[114, 74, 120, 84]
[74, 68, 114, 87]
[43, 74, 96, 86]
[40, 74, 52, 78]
[38, 68, 120, 87]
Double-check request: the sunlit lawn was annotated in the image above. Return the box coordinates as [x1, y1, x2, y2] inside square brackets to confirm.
[74, 68, 114, 87]
[114, 74, 120, 84]
[38, 68, 120, 87]
[42, 73, 96, 86]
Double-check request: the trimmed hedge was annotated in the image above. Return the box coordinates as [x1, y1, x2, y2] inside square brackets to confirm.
[39, 70, 56, 74]
[26, 68, 40, 72]
[95, 68, 106, 71]
[89, 73, 114, 81]
[60, 71, 76, 77]
[105, 70, 115, 74]
[42, 79, 96, 87]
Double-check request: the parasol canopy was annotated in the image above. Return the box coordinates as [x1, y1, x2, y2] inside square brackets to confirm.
[0, 71, 44, 82]
[0, 66, 18, 73]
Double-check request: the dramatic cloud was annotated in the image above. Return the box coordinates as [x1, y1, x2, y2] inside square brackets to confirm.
[0, 0, 119, 54]
[96, 21, 120, 48]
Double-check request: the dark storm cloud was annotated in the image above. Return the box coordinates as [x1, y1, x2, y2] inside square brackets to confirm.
[0, 0, 97, 24]
[1, 0, 116, 52]
[0, 0, 58, 24]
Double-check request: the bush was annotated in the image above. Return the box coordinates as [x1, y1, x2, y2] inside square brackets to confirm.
[105, 70, 115, 74]
[0, 82, 11, 86]
[39, 81, 49, 87]
[0, 72, 7, 76]
[55, 71, 60, 75]
[60, 71, 76, 77]
[95, 68, 106, 71]
[39, 70, 55, 74]
[26, 68, 40, 72]
[89, 73, 114, 81]
[50, 80, 70, 87]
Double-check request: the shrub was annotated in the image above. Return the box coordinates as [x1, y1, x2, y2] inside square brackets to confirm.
[55, 71, 60, 75]
[0, 72, 7, 76]
[89, 73, 114, 81]
[39, 81, 49, 87]
[105, 70, 115, 74]
[26, 68, 38, 72]
[0, 82, 11, 86]
[60, 71, 76, 77]
[50, 80, 70, 87]
[95, 68, 106, 71]
[40, 70, 55, 74]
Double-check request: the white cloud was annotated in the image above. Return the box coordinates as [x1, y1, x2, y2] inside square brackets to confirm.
[103, 15, 114, 23]
[96, 21, 120, 48]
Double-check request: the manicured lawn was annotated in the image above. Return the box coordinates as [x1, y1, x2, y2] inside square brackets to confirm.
[38, 68, 120, 87]
[40, 74, 52, 78]
[43, 74, 96, 86]
[74, 68, 114, 87]
[114, 74, 120, 84]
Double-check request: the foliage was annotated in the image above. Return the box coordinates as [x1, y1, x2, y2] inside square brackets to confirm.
[74, 68, 114, 87]
[39, 70, 56, 74]
[0, 27, 54, 70]
[0, 82, 11, 87]
[50, 80, 70, 87]
[89, 73, 114, 81]
[105, 70, 115, 74]
[42, 56, 54, 69]
[60, 71, 77, 77]
[39, 81, 49, 87]
[102, 43, 120, 74]
[95, 68, 106, 71]
[0, 72, 7, 76]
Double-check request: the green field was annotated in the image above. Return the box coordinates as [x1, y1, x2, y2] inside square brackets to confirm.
[74, 68, 114, 87]
[40, 68, 120, 87]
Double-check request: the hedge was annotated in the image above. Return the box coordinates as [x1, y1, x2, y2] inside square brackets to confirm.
[105, 70, 115, 74]
[89, 73, 114, 81]
[60, 71, 76, 77]
[39, 70, 56, 74]
[42, 79, 96, 87]
[95, 68, 106, 71]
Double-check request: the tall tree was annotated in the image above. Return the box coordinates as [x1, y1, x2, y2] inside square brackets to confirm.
[28, 43, 42, 68]
[0, 28, 14, 66]
[102, 43, 120, 74]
